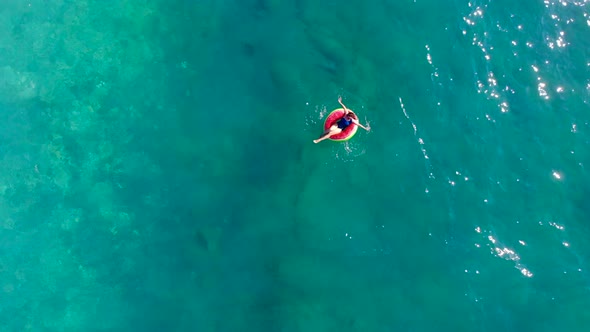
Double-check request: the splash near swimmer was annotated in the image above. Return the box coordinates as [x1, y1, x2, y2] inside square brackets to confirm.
[313, 96, 371, 144]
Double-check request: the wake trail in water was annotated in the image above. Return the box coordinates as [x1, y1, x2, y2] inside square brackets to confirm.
[399, 97, 435, 184]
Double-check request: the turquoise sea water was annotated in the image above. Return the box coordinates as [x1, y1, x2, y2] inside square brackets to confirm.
[1, 0, 589, 331]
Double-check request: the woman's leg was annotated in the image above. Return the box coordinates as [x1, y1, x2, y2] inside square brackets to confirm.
[314, 125, 341, 143]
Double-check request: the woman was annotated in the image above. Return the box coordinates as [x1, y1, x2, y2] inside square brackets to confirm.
[313, 96, 370, 144]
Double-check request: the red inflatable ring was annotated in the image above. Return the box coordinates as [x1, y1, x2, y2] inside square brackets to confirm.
[323, 108, 358, 141]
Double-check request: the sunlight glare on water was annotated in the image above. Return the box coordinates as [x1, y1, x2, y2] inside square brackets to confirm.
[448, 0, 590, 295]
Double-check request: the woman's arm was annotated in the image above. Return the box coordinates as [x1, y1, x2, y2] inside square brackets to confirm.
[352, 118, 370, 131]
[338, 96, 350, 114]
[338, 97, 370, 131]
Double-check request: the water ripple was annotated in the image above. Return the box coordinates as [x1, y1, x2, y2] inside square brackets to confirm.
[399, 97, 435, 189]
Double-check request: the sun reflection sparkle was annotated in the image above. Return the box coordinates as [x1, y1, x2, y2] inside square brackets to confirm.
[476, 227, 534, 278]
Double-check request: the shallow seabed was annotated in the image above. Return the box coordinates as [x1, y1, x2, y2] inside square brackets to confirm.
[0, 0, 589, 331]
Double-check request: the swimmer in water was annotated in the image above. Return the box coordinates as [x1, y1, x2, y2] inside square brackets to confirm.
[313, 96, 370, 143]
